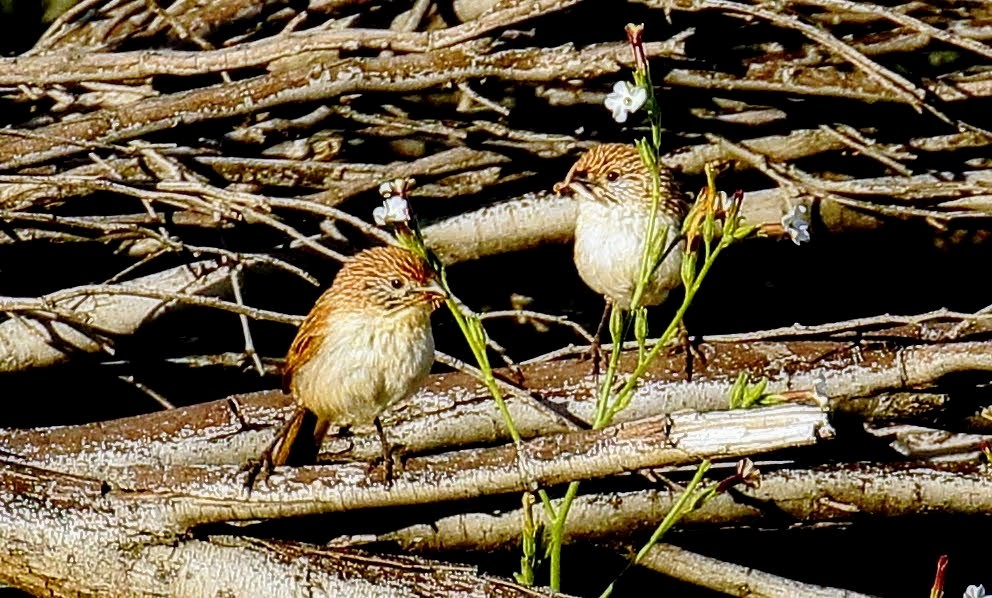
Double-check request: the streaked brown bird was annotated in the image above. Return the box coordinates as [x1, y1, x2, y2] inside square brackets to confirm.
[555, 143, 687, 311]
[254, 245, 446, 480]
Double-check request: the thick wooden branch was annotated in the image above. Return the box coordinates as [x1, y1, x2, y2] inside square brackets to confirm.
[0, 461, 559, 597]
[0, 41, 668, 170]
[7, 0, 586, 84]
[636, 544, 874, 598]
[107, 404, 831, 529]
[0, 260, 232, 372]
[3, 325, 988, 473]
[375, 462, 992, 553]
[0, 400, 829, 595]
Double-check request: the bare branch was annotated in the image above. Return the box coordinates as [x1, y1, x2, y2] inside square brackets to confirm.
[0, 261, 235, 372]
[375, 462, 992, 552]
[636, 544, 874, 598]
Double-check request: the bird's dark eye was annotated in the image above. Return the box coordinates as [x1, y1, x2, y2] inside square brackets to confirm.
[606, 170, 620, 181]
[389, 278, 404, 289]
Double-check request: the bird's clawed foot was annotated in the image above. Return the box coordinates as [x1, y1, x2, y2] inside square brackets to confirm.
[584, 300, 612, 378]
[584, 338, 604, 378]
[241, 447, 275, 493]
[367, 443, 406, 485]
[241, 405, 312, 493]
[370, 417, 404, 485]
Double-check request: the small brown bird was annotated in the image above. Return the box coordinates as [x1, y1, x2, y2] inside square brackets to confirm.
[555, 143, 687, 310]
[260, 245, 446, 476]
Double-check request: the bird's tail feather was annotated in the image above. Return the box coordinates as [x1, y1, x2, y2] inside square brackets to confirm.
[270, 406, 329, 466]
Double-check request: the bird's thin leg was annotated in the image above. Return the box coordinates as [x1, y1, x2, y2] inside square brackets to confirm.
[586, 299, 611, 378]
[670, 320, 706, 381]
[373, 416, 398, 484]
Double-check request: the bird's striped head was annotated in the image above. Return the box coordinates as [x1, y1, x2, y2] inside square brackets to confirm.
[554, 144, 684, 216]
[331, 246, 446, 314]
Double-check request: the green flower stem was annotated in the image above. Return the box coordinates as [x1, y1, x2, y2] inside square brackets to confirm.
[598, 460, 712, 598]
[543, 29, 747, 580]
[635, 461, 712, 563]
[630, 166, 663, 311]
[550, 22, 748, 589]
[548, 479, 582, 589]
[549, 26, 695, 587]
[594, 307, 626, 425]
[547, 201, 735, 590]
[446, 303, 521, 444]
[400, 225, 525, 447]
[440, 286, 560, 524]
[613, 235, 729, 415]
[396, 223, 560, 529]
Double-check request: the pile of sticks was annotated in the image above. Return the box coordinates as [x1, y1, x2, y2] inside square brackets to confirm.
[2, 0, 992, 595]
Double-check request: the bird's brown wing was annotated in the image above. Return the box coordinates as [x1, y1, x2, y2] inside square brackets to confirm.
[282, 290, 333, 394]
[274, 290, 336, 466]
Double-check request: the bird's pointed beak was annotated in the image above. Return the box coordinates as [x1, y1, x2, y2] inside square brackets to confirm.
[412, 279, 448, 308]
[553, 165, 597, 202]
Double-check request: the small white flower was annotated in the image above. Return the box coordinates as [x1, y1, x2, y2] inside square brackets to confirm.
[378, 177, 415, 200]
[811, 373, 830, 408]
[378, 181, 395, 198]
[781, 203, 811, 245]
[604, 81, 647, 123]
[372, 196, 411, 226]
[965, 585, 988, 598]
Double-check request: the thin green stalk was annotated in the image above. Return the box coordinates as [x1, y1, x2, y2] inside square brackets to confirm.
[630, 167, 663, 310]
[389, 204, 561, 541]
[555, 306, 627, 585]
[612, 236, 727, 409]
[547, 22, 701, 588]
[545, 22, 753, 590]
[594, 306, 627, 425]
[548, 189, 740, 587]
[635, 461, 712, 562]
[598, 461, 712, 598]
[440, 285, 562, 528]
[548, 479, 582, 589]
[445, 303, 521, 443]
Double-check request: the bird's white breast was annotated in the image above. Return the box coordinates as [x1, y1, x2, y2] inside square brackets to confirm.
[574, 200, 683, 309]
[291, 308, 435, 426]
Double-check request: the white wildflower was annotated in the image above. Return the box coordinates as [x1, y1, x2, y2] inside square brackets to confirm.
[372, 196, 411, 227]
[811, 373, 829, 408]
[604, 81, 647, 123]
[781, 203, 811, 245]
[378, 177, 415, 199]
[965, 585, 988, 598]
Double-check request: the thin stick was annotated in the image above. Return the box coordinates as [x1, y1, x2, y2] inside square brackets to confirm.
[479, 309, 597, 344]
[118, 375, 176, 410]
[229, 266, 265, 376]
